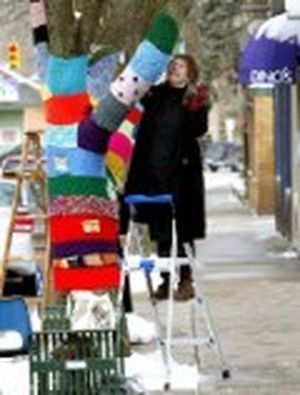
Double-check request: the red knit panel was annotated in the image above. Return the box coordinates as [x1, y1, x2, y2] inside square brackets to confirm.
[54, 265, 120, 290]
[45, 92, 91, 124]
[50, 214, 119, 243]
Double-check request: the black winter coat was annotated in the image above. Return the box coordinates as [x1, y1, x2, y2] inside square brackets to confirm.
[121, 82, 208, 245]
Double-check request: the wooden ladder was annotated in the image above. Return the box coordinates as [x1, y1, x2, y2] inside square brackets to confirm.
[0, 130, 50, 305]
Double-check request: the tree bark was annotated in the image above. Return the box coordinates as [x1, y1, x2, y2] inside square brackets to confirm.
[45, 0, 193, 58]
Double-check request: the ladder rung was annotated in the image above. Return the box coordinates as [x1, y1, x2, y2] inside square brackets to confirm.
[16, 214, 48, 220]
[4, 254, 45, 263]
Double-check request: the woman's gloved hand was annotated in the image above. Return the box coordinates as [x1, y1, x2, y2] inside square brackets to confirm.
[186, 83, 209, 112]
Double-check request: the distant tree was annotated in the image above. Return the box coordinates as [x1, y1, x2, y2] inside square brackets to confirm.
[196, 0, 245, 87]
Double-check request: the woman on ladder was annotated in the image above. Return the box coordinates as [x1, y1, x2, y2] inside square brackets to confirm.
[121, 54, 210, 302]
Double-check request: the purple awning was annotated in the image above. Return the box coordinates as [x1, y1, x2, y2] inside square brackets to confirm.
[239, 13, 300, 85]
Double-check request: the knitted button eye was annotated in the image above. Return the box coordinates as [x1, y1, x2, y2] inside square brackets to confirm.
[118, 92, 124, 97]
[133, 76, 139, 82]
[120, 76, 125, 81]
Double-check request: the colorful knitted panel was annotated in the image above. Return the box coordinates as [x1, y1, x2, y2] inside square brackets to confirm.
[29, 1, 47, 29]
[49, 196, 118, 218]
[52, 241, 119, 260]
[48, 176, 108, 199]
[30, 1, 179, 290]
[87, 52, 120, 102]
[92, 92, 130, 132]
[35, 42, 49, 81]
[46, 146, 105, 178]
[45, 92, 91, 124]
[129, 40, 170, 84]
[46, 55, 88, 95]
[145, 11, 179, 54]
[45, 125, 78, 148]
[110, 66, 151, 106]
[106, 106, 143, 188]
[50, 215, 118, 244]
[78, 116, 112, 154]
[54, 265, 120, 291]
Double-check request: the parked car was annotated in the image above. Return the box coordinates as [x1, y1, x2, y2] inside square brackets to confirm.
[204, 141, 244, 172]
[1, 154, 45, 178]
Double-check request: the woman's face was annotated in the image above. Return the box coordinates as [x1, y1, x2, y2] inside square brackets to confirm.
[167, 58, 189, 88]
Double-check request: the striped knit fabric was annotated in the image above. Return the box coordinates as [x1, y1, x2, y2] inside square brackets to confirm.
[29, 0, 179, 290]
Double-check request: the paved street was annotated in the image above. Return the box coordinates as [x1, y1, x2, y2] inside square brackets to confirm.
[130, 172, 300, 394]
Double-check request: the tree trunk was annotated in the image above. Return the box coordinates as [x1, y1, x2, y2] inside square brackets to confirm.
[45, 0, 193, 57]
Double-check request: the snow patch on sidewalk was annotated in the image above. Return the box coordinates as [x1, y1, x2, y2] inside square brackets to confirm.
[127, 313, 156, 344]
[125, 349, 208, 392]
[0, 357, 29, 395]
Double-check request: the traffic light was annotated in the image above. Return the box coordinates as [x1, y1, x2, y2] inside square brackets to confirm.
[8, 42, 20, 70]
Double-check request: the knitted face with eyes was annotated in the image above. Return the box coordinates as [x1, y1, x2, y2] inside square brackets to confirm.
[30, 0, 179, 290]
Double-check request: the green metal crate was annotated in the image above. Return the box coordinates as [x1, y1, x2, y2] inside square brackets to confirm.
[30, 306, 124, 395]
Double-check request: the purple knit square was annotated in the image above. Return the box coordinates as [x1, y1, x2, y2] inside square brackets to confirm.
[51, 240, 118, 258]
[78, 116, 112, 154]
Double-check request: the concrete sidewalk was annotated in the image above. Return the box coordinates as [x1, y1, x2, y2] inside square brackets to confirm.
[130, 172, 300, 394]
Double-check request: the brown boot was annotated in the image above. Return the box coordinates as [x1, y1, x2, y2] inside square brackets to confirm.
[153, 280, 169, 300]
[174, 280, 195, 302]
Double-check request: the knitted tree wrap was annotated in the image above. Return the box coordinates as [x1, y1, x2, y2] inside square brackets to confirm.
[29, 3, 179, 289]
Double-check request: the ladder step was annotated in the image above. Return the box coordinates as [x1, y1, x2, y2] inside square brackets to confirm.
[16, 214, 48, 220]
[4, 254, 45, 263]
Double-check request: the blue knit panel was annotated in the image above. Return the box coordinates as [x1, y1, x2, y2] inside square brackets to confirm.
[34, 42, 49, 82]
[129, 40, 170, 84]
[46, 55, 88, 95]
[46, 146, 105, 178]
[45, 125, 78, 148]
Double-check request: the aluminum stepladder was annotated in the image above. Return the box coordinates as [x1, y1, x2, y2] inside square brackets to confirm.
[123, 194, 231, 392]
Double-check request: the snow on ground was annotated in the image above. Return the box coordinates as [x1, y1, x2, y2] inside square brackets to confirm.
[0, 357, 29, 395]
[205, 170, 244, 192]
[125, 349, 207, 392]
[127, 313, 156, 344]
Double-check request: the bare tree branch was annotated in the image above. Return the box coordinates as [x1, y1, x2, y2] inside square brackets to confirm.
[45, 0, 194, 58]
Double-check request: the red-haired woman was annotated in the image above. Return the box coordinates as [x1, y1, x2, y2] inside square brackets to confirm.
[121, 54, 209, 301]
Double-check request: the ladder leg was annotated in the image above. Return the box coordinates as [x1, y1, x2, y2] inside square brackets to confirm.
[185, 243, 231, 380]
[163, 212, 178, 391]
